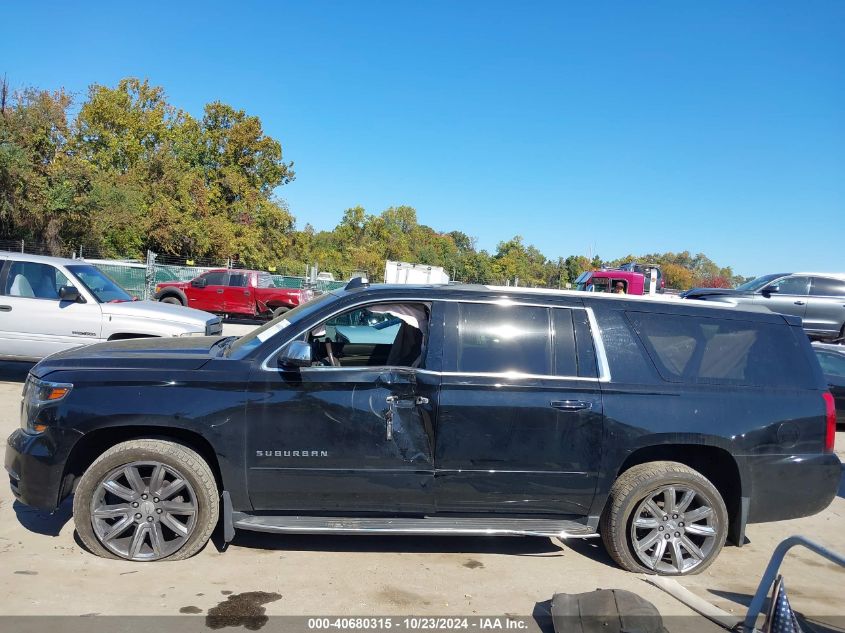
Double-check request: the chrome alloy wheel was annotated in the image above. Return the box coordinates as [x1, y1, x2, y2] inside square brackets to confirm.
[90, 461, 199, 561]
[629, 485, 719, 574]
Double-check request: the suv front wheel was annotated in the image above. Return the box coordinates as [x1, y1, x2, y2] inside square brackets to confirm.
[72, 439, 219, 561]
[600, 461, 728, 575]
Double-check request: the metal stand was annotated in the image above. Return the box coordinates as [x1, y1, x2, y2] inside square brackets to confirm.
[743, 535, 845, 632]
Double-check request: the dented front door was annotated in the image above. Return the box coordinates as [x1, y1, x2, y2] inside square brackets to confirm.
[245, 366, 437, 512]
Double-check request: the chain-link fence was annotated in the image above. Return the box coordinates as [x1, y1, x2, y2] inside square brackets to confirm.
[0, 240, 349, 300]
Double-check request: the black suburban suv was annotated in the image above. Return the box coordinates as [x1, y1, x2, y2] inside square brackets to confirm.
[5, 281, 841, 575]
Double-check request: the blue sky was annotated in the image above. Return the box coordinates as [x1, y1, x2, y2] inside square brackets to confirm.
[3, 1, 843, 276]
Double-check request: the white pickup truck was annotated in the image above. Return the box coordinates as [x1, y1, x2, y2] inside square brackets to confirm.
[0, 252, 222, 361]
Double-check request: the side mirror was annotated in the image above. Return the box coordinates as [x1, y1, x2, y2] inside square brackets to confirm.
[59, 286, 83, 303]
[191, 278, 208, 288]
[279, 340, 312, 368]
[761, 285, 778, 297]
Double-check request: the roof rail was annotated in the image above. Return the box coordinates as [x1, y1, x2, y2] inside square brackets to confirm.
[345, 276, 370, 291]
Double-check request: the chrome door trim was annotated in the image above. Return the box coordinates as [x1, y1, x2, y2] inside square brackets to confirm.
[259, 295, 611, 382]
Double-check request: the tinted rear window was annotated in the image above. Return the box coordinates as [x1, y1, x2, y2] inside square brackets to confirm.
[811, 277, 845, 297]
[228, 272, 249, 287]
[626, 311, 812, 388]
[457, 303, 551, 375]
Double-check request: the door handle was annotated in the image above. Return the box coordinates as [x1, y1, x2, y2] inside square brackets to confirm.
[385, 408, 393, 440]
[385, 395, 419, 408]
[550, 400, 592, 411]
[794, 300, 805, 306]
[384, 395, 429, 441]
[217, 289, 224, 294]
[0, 305, 11, 312]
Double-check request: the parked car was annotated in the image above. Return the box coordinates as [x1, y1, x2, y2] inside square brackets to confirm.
[681, 273, 845, 342]
[154, 268, 311, 319]
[0, 252, 221, 361]
[6, 281, 839, 575]
[813, 342, 845, 426]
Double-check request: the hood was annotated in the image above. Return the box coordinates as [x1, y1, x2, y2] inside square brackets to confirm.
[101, 299, 216, 326]
[31, 336, 222, 377]
[680, 287, 746, 300]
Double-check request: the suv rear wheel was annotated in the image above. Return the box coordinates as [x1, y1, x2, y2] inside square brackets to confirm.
[72, 439, 218, 561]
[600, 461, 728, 575]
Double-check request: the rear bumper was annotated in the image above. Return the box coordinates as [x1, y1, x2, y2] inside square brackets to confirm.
[5, 427, 80, 511]
[746, 453, 841, 524]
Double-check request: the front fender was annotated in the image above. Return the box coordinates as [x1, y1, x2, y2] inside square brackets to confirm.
[43, 364, 252, 510]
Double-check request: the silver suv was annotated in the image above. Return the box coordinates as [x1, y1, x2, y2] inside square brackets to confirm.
[0, 252, 222, 361]
[682, 272, 845, 342]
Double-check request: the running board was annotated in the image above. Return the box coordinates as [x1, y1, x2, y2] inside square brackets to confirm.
[232, 514, 598, 538]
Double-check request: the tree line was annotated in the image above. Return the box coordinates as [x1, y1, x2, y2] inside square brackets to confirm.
[0, 77, 744, 289]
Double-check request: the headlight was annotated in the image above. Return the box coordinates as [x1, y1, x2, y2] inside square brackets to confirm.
[179, 331, 207, 337]
[20, 375, 73, 434]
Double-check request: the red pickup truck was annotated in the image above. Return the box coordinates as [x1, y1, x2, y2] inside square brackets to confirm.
[154, 269, 311, 319]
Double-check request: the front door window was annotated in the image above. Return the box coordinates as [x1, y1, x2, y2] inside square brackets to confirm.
[308, 303, 430, 368]
[4, 262, 71, 300]
[770, 276, 810, 296]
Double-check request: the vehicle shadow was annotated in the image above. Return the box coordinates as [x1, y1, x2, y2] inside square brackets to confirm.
[838, 466, 844, 499]
[13, 497, 73, 536]
[216, 529, 568, 557]
[556, 536, 618, 569]
[0, 361, 35, 383]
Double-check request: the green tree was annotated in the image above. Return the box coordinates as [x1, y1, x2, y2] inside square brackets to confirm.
[66, 77, 296, 261]
[0, 84, 93, 254]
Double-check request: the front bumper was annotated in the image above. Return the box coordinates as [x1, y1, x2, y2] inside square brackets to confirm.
[746, 452, 842, 524]
[5, 427, 81, 510]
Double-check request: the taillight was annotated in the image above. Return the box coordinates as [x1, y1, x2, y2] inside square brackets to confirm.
[823, 392, 836, 453]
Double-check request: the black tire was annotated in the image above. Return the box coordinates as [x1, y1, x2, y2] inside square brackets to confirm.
[73, 439, 218, 562]
[272, 306, 290, 319]
[600, 461, 728, 576]
[160, 296, 183, 306]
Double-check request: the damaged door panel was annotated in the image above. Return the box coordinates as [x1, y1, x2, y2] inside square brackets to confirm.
[245, 365, 437, 513]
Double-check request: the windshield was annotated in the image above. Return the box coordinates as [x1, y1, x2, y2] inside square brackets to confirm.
[67, 265, 134, 303]
[735, 273, 785, 293]
[227, 292, 335, 357]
